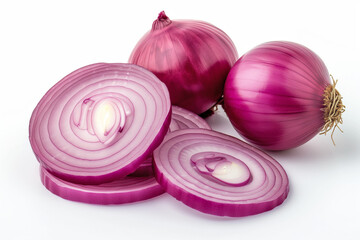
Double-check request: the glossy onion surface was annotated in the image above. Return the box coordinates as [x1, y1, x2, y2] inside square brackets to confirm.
[129, 11, 238, 114]
[40, 166, 164, 204]
[29, 63, 171, 184]
[153, 129, 289, 217]
[224, 41, 331, 150]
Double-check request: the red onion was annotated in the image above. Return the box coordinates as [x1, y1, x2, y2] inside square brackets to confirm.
[169, 105, 211, 131]
[29, 63, 171, 184]
[129, 156, 155, 177]
[129, 11, 238, 115]
[131, 105, 211, 177]
[224, 41, 345, 150]
[40, 166, 164, 204]
[38, 104, 211, 204]
[153, 129, 289, 217]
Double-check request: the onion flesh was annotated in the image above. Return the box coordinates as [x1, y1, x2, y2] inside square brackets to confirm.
[153, 129, 289, 217]
[29, 63, 171, 184]
[169, 105, 211, 131]
[40, 166, 164, 205]
[131, 105, 211, 177]
[39, 104, 211, 204]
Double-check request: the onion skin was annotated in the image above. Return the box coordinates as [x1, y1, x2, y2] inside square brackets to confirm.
[224, 41, 331, 150]
[153, 129, 289, 217]
[29, 63, 171, 184]
[129, 11, 238, 115]
[40, 167, 164, 205]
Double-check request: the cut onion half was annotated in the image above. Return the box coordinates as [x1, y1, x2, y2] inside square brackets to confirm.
[153, 129, 289, 217]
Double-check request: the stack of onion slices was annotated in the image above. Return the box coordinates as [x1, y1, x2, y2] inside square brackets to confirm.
[30, 63, 289, 217]
[31, 66, 211, 205]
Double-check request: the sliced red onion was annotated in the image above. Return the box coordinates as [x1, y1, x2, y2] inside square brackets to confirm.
[224, 41, 345, 150]
[131, 106, 210, 177]
[40, 166, 164, 204]
[129, 11, 238, 114]
[169, 106, 211, 131]
[39, 105, 209, 203]
[29, 63, 171, 184]
[153, 129, 289, 217]
[129, 156, 154, 177]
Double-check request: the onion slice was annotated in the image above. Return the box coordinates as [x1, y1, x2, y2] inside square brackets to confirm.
[129, 156, 154, 177]
[131, 105, 211, 177]
[29, 63, 171, 184]
[153, 129, 289, 217]
[169, 105, 211, 131]
[40, 166, 164, 204]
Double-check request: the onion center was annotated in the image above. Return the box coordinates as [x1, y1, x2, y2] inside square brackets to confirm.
[74, 97, 128, 144]
[191, 152, 251, 186]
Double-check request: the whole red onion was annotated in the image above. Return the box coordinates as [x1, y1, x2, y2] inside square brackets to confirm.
[129, 11, 238, 115]
[224, 41, 345, 150]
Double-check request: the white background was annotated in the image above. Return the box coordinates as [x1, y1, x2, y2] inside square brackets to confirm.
[1, 0, 359, 239]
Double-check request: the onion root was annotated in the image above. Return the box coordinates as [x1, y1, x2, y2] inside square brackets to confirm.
[320, 75, 346, 145]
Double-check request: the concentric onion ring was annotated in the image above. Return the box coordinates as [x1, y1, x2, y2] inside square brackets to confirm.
[169, 105, 211, 131]
[40, 166, 164, 204]
[30, 63, 171, 184]
[153, 129, 289, 217]
[39, 105, 209, 203]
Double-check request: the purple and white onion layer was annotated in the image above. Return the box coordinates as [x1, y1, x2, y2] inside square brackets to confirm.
[153, 129, 289, 217]
[29, 63, 171, 184]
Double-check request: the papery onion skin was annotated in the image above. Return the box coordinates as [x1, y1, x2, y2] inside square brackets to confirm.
[29, 63, 171, 184]
[129, 11, 238, 115]
[153, 129, 289, 217]
[224, 41, 332, 150]
[40, 166, 164, 205]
